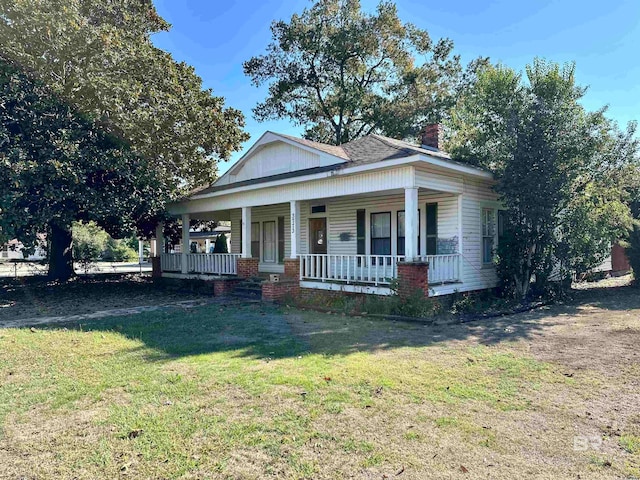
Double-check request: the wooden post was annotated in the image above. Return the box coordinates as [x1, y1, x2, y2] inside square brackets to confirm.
[241, 207, 251, 258]
[290, 200, 300, 258]
[404, 187, 419, 261]
[181, 214, 190, 274]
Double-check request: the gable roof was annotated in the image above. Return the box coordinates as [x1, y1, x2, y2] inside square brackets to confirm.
[192, 132, 489, 197]
[275, 132, 350, 160]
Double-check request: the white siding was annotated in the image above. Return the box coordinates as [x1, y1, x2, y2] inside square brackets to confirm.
[231, 143, 322, 182]
[459, 179, 501, 293]
[415, 165, 465, 193]
[230, 209, 241, 254]
[298, 192, 459, 257]
[170, 166, 415, 214]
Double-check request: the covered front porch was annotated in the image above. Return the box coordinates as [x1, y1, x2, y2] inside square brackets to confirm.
[155, 186, 465, 296]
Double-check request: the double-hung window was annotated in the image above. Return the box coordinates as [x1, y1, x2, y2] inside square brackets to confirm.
[371, 212, 391, 258]
[251, 222, 260, 259]
[482, 208, 496, 265]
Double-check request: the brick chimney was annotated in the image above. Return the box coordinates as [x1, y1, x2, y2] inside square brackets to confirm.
[420, 124, 443, 150]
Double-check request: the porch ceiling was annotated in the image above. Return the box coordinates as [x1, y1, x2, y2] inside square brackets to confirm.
[188, 210, 231, 222]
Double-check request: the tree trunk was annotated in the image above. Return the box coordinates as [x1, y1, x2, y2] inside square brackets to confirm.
[48, 223, 75, 281]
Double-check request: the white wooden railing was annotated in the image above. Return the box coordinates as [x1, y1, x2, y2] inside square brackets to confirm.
[300, 254, 405, 286]
[161, 253, 181, 272]
[419, 254, 461, 284]
[160, 253, 240, 275]
[299, 253, 462, 286]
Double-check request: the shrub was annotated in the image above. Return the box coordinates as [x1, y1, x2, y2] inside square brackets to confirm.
[72, 221, 109, 273]
[214, 233, 229, 253]
[104, 239, 139, 262]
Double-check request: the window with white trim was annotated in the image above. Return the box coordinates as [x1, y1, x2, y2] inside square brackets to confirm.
[251, 222, 260, 259]
[370, 212, 391, 256]
[482, 208, 496, 265]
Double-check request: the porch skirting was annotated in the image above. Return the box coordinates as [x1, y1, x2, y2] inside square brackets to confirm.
[299, 281, 392, 296]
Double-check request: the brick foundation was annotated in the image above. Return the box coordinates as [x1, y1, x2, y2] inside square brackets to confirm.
[262, 279, 300, 301]
[151, 256, 161, 278]
[237, 257, 259, 278]
[298, 287, 364, 303]
[213, 278, 242, 297]
[397, 261, 429, 299]
[284, 257, 300, 279]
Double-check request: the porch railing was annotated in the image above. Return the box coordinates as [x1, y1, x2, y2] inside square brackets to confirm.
[299, 253, 462, 286]
[160, 253, 240, 275]
[161, 253, 181, 272]
[419, 254, 461, 284]
[300, 254, 404, 286]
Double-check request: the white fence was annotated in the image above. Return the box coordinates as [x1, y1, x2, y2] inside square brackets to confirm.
[161, 253, 182, 272]
[300, 254, 404, 286]
[299, 254, 461, 286]
[161, 253, 240, 276]
[419, 254, 461, 284]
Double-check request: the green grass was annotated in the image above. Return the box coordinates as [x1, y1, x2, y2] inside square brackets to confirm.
[0, 301, 621, 478]
[620, 435, 640, 454]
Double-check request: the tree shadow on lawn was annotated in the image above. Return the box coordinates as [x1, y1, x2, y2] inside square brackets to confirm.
[26, 287, 631, 362]
[17, 280, 639, 362]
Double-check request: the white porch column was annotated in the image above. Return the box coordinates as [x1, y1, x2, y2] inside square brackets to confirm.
[457, 193, 464, 282]
[138, 240, 144, 263]
[205, 238, 211, 253]
[404, 187, 419, 261]
[290, 200, 300, 258]
[155, 222, 164, 256]
[181, 214, 190, 274]
[457, 194, 464, 255]
[241, 206, 252, 258]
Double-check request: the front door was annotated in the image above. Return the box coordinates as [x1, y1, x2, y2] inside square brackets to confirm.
[309, 218, 327, 254]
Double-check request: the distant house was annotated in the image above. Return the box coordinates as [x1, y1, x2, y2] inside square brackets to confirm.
[151, 126, 627, 298]
[187, 225, 231, 253]
[1, 238, 46, 261]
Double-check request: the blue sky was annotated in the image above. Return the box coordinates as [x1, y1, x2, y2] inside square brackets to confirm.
[152, 0, 640, 174]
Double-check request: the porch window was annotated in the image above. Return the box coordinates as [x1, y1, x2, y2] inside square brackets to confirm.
[482, 208, 496, 265]
[277, 216, 285, 263]
[311, 205, 326, 214]
[426, 203, 438, 255]
[397, 210, 420, 256]
[263, 221, 276, 263]
[370, 212, 391, 256]
[251, 222, 260, 259]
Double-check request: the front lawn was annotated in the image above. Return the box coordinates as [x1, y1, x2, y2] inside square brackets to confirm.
[1, 287, 639, 479]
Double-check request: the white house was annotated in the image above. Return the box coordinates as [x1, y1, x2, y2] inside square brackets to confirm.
[156, 125, 503, 297]
[1, 238, 46, 261]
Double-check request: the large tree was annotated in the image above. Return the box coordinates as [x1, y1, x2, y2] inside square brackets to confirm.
[448, 59, 637, 298]
[244, 0, 474, 145]
[0, 58, 164, 279]
[0, 0, 248, 279]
